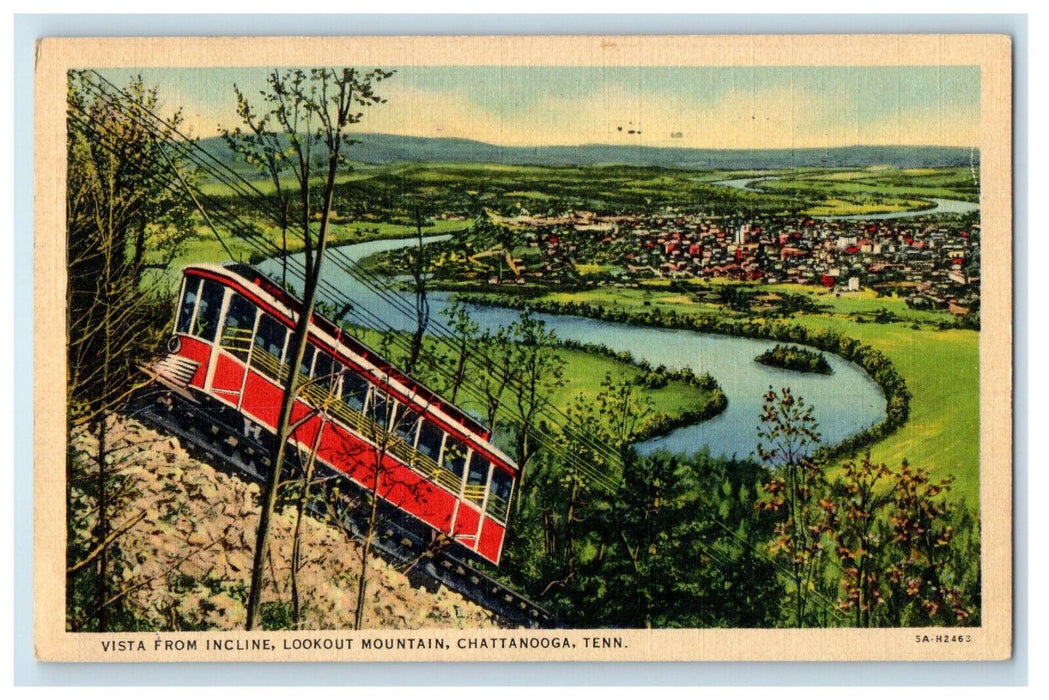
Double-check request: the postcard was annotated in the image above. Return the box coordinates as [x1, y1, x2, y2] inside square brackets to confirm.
[34, 34, 1012, 662]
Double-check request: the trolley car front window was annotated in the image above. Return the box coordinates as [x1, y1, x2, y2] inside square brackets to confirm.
[176, 279, 200, 335]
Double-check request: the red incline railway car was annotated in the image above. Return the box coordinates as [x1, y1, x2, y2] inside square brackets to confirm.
[149, 262, 518, 565]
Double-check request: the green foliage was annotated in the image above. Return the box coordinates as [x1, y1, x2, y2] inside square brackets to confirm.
[756, 388, 831, 627]
[66, 71, 193, 425]
[755, 344, 833, 375]
[499, 371, 778, 628]
[881, 462, 979, 625]
[751, 389, 979, 628]
[820, 452, 980, 627]
[535, 450, 780, 628]
[259, 601, 296, 631]
[66, 71, 197, 632]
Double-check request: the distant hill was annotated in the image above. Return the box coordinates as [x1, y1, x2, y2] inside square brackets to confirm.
[197, 133, 978, 171]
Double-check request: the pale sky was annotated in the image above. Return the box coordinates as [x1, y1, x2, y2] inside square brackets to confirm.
[97, 65, 980, 150]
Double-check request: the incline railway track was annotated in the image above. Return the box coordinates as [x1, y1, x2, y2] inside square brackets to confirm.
[133, 388, 555, 630]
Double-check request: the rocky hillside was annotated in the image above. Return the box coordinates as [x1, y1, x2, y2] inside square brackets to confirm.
[67, 416, 502, 631]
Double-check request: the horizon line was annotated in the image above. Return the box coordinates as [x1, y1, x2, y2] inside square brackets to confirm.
[196, 131, 981, 154]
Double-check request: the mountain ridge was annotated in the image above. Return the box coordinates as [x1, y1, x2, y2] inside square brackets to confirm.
[197, 132, 978, 170]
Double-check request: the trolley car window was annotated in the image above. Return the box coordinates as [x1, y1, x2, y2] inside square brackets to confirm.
[313, 351, 334, 392]
[340, 371, 368, 412]
[417, 419, 445, 463]
[367, 389, 392, 428]
[487, 469, 513, 521]
[443, 437, 468, 479]
[251, 313, 288, 380]
[464, 453, 490, 504]
[298, 344, 315, 381]
[392, 405, 419, 444]
[176, 279, 200, 335]
[193, 279, 224, 342]
[467, 453, 489, 486]
[220, 292, 256, 361]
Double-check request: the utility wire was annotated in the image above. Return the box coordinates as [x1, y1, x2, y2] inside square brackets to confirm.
[83, 70, 627, 474]
[78, 72, 626, 489]
[68, 88, 622, 492]
[80, 73, 625, 475]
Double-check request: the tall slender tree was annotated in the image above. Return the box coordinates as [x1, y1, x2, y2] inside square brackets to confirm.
[220, 87, 295, 287]
[825, 452, 893, 627]
[441, 300, 479, 405]
[228, 67, 394, 630]
[66, 71, 194, 631]
[506, 311, 565, 492]
[404, 198, 432, 374]
[755, 386, 830, 627]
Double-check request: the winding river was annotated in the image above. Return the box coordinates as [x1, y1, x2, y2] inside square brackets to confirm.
[259, 237, 885, 460]
[713, 177, 980, 220]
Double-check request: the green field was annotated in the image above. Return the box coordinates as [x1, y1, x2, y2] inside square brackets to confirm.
[791, 318, 978, 508]
[801, 197, 933, 217]
[195, 158, 978, 220]
[195, 165, 392, 197]
[696, 165, 978, 216]
[548, 346, 717, 423]
[347, 328, 722, 448]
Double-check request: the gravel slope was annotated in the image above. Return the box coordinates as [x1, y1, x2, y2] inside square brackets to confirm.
[67, 415, 501, 631]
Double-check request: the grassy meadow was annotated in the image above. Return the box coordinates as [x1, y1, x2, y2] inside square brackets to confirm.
[347, 328, 723, 448]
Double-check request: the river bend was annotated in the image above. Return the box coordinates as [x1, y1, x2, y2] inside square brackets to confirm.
[259, 237, 886, 459]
